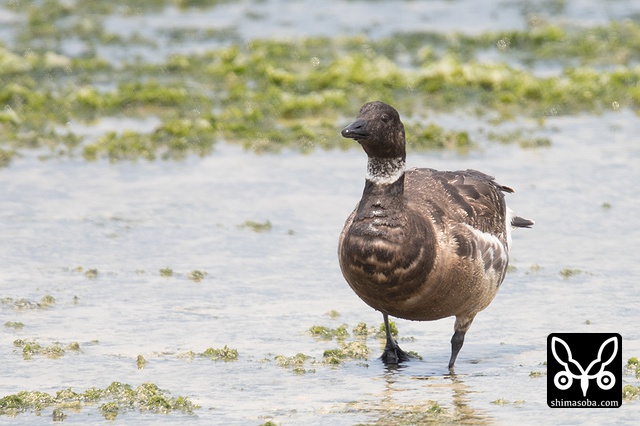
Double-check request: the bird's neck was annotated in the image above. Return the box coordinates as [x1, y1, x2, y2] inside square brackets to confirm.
[356, 165, 406, 223]
[352, 156, 407, 227]
[365, 156, 405, 186]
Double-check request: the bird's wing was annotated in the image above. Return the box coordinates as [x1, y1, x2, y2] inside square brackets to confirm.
[405, 168, 510, 237]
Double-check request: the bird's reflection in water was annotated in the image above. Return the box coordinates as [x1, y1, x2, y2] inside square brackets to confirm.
[352, 365, 491, 425]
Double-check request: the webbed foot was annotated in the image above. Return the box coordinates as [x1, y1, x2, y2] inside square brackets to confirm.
[380, 342, 413, 365]
[380, 313, 414, 365]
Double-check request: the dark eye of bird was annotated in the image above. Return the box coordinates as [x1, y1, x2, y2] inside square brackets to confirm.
[381, 114, 389, 122]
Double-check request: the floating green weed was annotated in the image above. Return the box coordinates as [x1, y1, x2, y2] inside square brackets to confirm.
[13, 339, 81, 360]
[0, 391, 55, 416]
[322, 341, 370, 364]
[274, 353, 315, 374]
[352, 322, 373, 337]
[52, 407, 66, 421]
[309, 325, 333, 340]
[137, 355, 147, 369]
[159, 267, 174, 277]
[187, 270, 206, 282]
[407, 123, 472, 152]
[359, 400, 457, 424]
[427, 402, 445, 414]
[72, 266, 100, 279]
[623, 385, 640, 400]
[559, 268, 583, 279]
[1, 296, 56, 310]
[84, 269, 99, 279]
[326, 309, 341, 319]
[39, 295, 56, 307]
[529, 263, 542, 273]
[200, 345, 238, 361]
[4, 321, 24, 330]
[2, 16, 640, 164]
[407, 350, 424, 360]
[491, 398, 525, 405]
[0, 381, 198, 419]
[239, 220, 272, 232]
[378, 320, 399, 338]
[487, 129, 552, 148]
[309, 324, 349, 340]
[626, 357, 640, 379]
[309, 320, 420, 364]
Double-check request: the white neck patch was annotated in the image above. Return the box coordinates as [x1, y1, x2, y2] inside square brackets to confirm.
[366, 157, 405, 185]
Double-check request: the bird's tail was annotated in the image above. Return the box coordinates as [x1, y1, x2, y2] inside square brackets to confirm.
[511, 216, 534, 228]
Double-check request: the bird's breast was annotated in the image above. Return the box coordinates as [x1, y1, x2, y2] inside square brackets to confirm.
[339, 208, 437, 312]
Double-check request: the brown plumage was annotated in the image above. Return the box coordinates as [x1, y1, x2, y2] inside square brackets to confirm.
[338, 101, 533, 369]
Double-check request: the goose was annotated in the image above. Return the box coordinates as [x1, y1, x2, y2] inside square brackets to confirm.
[337, 101, 533, 370]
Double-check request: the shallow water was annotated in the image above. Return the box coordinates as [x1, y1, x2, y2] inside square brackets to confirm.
[1, 0, 640, 424]
[5, 0, 638, 63]
[1, 111, 639, 424]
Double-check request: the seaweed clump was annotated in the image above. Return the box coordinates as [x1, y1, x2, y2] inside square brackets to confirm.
[0, 382, 199, 420]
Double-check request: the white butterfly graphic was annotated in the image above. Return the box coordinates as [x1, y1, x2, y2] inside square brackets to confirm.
[551, 336, 618, 397]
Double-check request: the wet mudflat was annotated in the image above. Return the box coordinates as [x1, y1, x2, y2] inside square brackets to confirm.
[1, 0, 640, 424]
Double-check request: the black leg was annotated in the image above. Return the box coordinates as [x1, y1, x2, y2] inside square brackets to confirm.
[448, 316, 475, 371]
[448, 330, 465, 370]
[380, 314, 412, 364]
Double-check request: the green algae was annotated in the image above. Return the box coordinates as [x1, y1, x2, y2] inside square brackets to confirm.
[378, 320, 399, 338]
[96, 382, 198, 419]
[1, 296, 56, 310]
[326, 309, 341, 319]
[158, 268, 207, 280]
[323, 341, 371, 364]
[353, 400, 459, 425]
[39, 295, 56, 307]
[627, 357, 640, 379]
[159, 267, 174, 277]
[239, 220, 272, 233]
[200, 345, 239, 361]
[4, 321, 24, 330]
[352, 322, 372, 337]
[0, 381, 198, 419]
[274, 353, 315, 374]
[13, 339, 81, 360]
[52, 407, 66, 421]
[491, 398, 525, 405]
[67, 342, 81, 352]
[559, 268, 583, 279]
[2, 12, 640, 164]
[309, 324, 349, 341]
[623, 385, 640, 400]
[309, 320, 422, 365]
[174, 346, 238, 361]
[187, 270, 207, 282]
[137, 355, 147, 369]
[487, 129, 551, 149]
[406, 123, 472, 152]
[84, 268, 99, 279]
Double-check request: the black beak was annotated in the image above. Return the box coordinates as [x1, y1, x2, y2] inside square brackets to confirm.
[341, 119, 368, 139]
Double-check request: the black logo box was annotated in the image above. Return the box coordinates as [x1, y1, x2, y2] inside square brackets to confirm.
[547, 333, 622, 408]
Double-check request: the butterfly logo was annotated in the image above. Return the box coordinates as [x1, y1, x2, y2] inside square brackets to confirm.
[550, 336, 618, 397]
